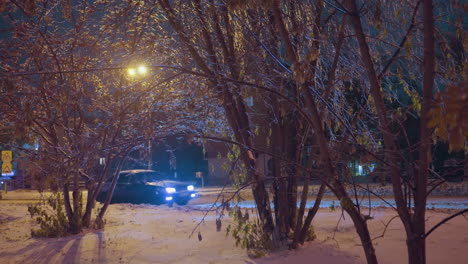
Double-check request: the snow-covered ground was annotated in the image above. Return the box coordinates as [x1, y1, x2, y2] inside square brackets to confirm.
[0, 191, 467, 263]
[196, 197, 468, 210]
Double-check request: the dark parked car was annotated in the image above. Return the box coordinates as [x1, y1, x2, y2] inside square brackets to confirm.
[97, 169, 196, 206]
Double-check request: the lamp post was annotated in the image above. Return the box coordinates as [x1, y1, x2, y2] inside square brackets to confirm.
[126, 65, 152, 170]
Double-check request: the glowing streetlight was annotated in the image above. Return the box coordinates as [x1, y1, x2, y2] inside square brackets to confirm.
[127, 65, 148, 77]
[127, 68, 137, 76]
[137, 65, 147, 75]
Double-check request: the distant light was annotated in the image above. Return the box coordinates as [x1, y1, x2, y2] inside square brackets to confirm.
[187, 185, 194, 191]
[128, 68, 136, 76]
[137, 65, 147, 75]
[190, 193, 196, 198]
[165, 196, 173, 201]
[165, 187, 176, 194]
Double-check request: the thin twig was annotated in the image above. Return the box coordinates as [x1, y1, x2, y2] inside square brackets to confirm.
[378, 1, 422, 79]
[372, 215, 399, 241]
[332, 208, 346, 240]
[355, 184, 396, 210]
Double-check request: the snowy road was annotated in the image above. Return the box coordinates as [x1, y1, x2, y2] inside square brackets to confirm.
[1, 189, 467, 210]
[194, 197, 468, 210]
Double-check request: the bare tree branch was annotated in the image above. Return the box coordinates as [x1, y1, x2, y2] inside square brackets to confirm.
[423, 209, 468, 239]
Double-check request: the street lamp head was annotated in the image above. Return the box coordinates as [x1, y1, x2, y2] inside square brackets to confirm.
[128, 68, 137, 76]
[137, 65, 147, 75]
[127, 65, 148, 78]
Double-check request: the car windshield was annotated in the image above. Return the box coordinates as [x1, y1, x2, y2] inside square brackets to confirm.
[102, 171, 167, 184]
[130, 171, 173, 184]
[140, 172, 163, 182]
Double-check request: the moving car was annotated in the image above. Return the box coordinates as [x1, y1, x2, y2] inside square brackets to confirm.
[97, 169, 196, 206]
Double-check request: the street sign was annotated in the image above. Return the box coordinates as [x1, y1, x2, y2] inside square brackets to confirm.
[1, 150, 12, 163]
[2, 163, 12, 175]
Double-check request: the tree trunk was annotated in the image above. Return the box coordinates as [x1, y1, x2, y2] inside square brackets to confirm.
[329, 180, 378, 264]
[251, 170, 276, 236]
[271, 109, 289, 243]
[347, 207, 378, 264]
[407, 236, 426, 264]
[62, 183, 81, 234]
[82, 188, 95, 228]
[346, 0, 413, 234]
[298, 183, 326, 244]
[69, 171, 82, 234]
[83, 158, 111, 227]
[62, 184, 73, 225]
[222, 92, 275, 237]
[95, 148, 131, 228]
[301, 84, 378, 263]
[287, 126, 304, 230]
[407, 1, 435, 263]
[291, 157, 314, 249]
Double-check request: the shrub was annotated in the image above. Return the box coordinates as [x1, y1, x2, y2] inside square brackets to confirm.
[27, 193, 70, 237]
[226, 206, 272, 257]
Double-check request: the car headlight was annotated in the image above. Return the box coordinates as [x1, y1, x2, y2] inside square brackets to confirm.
[165, 187, 176, 194]
[187, 185, 194, 191]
